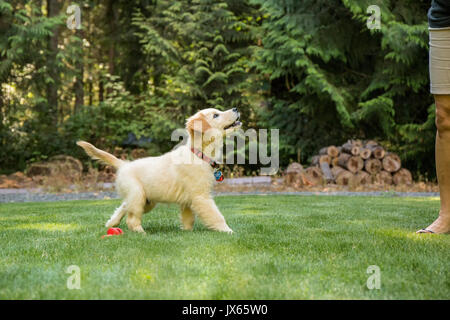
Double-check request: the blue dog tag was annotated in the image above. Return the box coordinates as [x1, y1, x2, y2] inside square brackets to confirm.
[214, 170, 224, 182]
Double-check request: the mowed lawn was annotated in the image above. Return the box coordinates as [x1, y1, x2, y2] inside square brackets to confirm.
[0, 195, 449, 299]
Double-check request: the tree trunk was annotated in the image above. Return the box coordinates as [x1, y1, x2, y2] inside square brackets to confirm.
[393, 168, 412, 185]
[46, 0, 62, 125]
[107, 0, 117, 74]
[74, 30, 84, 113]
[0, 89, 4, 136]
[109, 44, 115, 76]
[88, 81, 93, 105]
[99, 80, 104, 102]
[87, 5, 93, 106]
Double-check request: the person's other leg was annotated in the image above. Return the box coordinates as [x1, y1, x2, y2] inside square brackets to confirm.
[418, 94, 450, 234]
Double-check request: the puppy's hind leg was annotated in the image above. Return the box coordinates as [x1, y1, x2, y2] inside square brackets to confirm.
[125, 186, 147, 233]
[105, 201, 127, 228]
[180, 205, 195, 231]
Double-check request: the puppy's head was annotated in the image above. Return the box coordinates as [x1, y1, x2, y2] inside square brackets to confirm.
[186, 108, 242, 138]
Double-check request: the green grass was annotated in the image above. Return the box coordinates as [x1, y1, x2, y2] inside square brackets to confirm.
[0, 195, 449, 299]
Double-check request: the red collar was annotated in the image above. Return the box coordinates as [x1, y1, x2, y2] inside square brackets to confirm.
[190, 147, 218, 168]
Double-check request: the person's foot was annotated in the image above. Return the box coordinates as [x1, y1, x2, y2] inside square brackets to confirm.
[416, 212, 450, 234]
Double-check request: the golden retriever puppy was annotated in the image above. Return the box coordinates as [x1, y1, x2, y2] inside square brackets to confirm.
[77, 108, 241, 233]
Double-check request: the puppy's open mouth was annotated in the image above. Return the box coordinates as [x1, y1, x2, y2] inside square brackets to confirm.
[224, 115, 241, 130]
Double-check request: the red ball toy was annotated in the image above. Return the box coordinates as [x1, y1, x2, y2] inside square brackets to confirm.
[101, 227, 124, 238]
[107, 227, 123, 235]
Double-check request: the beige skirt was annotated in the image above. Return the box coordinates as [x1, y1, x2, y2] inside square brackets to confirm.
[429, 27, 450, 94]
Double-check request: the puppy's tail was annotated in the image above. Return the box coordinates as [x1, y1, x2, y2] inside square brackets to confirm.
[76, 141, 125, 169]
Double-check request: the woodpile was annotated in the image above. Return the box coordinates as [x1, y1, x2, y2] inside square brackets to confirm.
[284, 162, 318, 188]
[299, 140, 412, 186]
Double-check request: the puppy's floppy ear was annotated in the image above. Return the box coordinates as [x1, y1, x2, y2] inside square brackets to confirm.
[186, 113, 211, 134]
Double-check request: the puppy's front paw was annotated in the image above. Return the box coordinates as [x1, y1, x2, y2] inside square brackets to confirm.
[218, 226, 233, 234]
[105, 219, 117, 228]
[130, 225, 146, 234]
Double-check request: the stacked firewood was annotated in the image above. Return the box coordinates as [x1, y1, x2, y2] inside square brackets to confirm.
[286, 140, 413, 187]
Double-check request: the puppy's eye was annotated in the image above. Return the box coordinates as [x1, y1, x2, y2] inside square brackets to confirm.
[213, 114, 219, 118]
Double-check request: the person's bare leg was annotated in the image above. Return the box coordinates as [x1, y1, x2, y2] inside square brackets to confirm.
[418, 94, 450, 234]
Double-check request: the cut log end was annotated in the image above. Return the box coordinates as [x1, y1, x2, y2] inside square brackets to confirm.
[393, 168, 412, 185]
[342, 142, 360, 156]
[347, 156, 364, 173]
[285, 162, 305, 187]
[374, 171, 393, 185]
[382, 153, 401, 173]
[319, 146, 339, 158]
[319, 155, 331, 165]
[305, 167, 324, 186]
[355, 171, 370, 185]
[370, 146, 386, 159]
[364, 158, 382, 175]
[327, 146, 340, 158]
[360, 148, 372, 160]
[335, 169, 355, 186]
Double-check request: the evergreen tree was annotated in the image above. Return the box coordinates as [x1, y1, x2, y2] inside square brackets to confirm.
[0, 0, 65, 169]
[134, 0, 258, 117]
[0, 0, 438, 178]
[251, 0, 433, 176]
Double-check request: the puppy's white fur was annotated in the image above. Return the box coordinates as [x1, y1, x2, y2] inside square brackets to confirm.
[77, 108, 241, 233]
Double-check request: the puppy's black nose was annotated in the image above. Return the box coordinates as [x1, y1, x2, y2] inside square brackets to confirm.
[232, 108, 238, 113]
